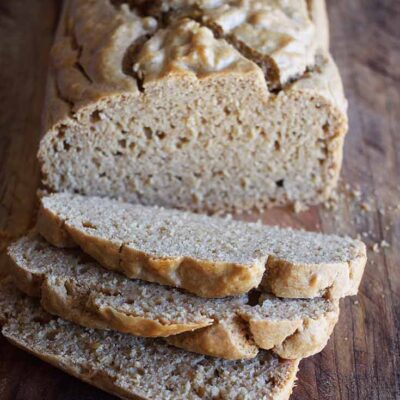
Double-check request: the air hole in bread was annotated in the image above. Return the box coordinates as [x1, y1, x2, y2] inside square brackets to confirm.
[92, 157, 101, 168]
[224, 106, 231, 116]
[322, 122, 331, 134]
[276, 179, 284, 188]
[247, 290, 261, 306]
[176, 137, 190, 149]
[33, 315, 54, 324]
[90, 110, 102, 123]
[144, 127, 152, 139]
[57, 126, 67, 139]
[156, 131, 166, 140]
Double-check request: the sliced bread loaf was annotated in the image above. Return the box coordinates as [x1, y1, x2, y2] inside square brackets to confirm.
[8, 234, 339, 360]
[0, 279, 299, 400]
[38, 193, 367, 298]
[39, 0, 348, 213]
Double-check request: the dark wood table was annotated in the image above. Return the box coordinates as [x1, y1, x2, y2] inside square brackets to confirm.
[0, 1, 399, 399]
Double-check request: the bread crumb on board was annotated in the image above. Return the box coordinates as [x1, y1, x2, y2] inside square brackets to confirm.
[370, 240, 390, 253]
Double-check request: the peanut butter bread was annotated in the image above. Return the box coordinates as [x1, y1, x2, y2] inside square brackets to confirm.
[0, 279, 299, 400]
[38, 193, 367, 298]
[8, 234, 339, 360]
[39, 0, 348, 213]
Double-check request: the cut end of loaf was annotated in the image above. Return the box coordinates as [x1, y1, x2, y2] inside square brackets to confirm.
[39, 70, 347, 213]
[38, 0, 348, 213]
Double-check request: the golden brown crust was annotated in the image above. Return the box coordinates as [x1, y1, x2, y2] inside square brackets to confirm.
[37, 200, 367, 300]
[262, 252, 367, 299]
[167, 318, 259, 360]
[272, 305, 339, 359]
[38, 204, 265, 298]
[87, 303, 212, 337]
[245, 303, 339, 359]
[37, 206, 76, 248]
[247, 319, 301, 350]
[168, 303, 339, 360]
[7, 251, 214, 337]
[308, 0, 330, 51]
[40, 278, 112, 331]
[8, 233, 341, 360]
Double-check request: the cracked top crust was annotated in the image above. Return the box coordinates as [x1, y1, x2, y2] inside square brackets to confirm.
[46, 0, 331, 123]
[200, 0, 317, 85]
[39, 0, 348, 214]
[42, 0, 347, 144]
[133, 19, 258, 82]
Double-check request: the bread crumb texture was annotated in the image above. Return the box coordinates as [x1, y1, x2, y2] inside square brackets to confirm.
[38, 193, 366, 299]
[39, 0, 348, 213]
[8, 234, 339, 360]
[0, 279, 299, 400]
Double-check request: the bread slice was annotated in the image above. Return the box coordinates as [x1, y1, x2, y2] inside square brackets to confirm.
[0, 279, 299, 400]
[8, 234, 339, 360]
[38, 0, 348, 213]
[38, 193, 367, 299]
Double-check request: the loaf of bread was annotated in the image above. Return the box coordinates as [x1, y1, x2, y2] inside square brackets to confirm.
[0, 279, 299, 400]
[39, 0, 348, 213]
[38, 193, 367, 298]
[8, 234, 339, 360]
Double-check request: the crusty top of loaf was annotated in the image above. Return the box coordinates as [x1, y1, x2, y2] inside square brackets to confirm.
[42, 193, 365, 266]
[134, 0, 316, 85]
[198, 0, 316, 85]
[43, 0, 344, 131]
[133, 18, 258, 81]
[0, 279, 299, 400]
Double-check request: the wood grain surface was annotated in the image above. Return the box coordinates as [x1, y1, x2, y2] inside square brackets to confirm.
[0, 1, 399, 399]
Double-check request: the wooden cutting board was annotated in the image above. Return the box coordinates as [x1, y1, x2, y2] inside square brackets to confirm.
[0, 1, 399, 399]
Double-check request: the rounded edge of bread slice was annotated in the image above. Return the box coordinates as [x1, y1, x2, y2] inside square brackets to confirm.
[37, 196, 266, 298]
[37, 192, 367, 299]
[7, 234, 217, 337]
[8, 234, 340, 360]
[168, 296, 339, 360]
[0, 278, 300, 400]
